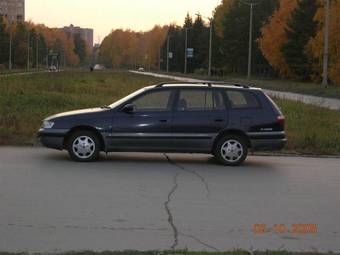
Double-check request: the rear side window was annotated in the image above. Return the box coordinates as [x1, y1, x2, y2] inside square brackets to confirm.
[177, 89, 226, 111]
[226, 90, 260, 109]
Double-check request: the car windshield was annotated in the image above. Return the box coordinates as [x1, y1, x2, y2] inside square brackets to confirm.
[108, 87, 148, 109]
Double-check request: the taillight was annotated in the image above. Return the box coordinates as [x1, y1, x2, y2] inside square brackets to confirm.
[277, 115, 285, 127]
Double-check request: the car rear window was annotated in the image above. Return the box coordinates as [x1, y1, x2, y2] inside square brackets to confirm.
[226, 90, 260, 109]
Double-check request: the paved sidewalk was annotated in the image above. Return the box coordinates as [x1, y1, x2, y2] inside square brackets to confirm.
[130, 71, 340, 110]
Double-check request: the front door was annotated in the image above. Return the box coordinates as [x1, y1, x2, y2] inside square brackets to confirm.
[171, 88, 228, 152]
[108, 89, 175, 151]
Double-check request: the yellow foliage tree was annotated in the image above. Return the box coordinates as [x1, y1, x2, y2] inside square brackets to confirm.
[99, 25, 168, 69]
[258, 0, 298, 77]
[308, 0, 340, 84]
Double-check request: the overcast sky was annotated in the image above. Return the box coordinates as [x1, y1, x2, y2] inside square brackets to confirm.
[26, 0, 221, 43]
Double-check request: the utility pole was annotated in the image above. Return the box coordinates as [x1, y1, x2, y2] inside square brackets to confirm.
[166, 35, 170, 73]
[196, 13, 214, 77]
[159, 47, 161, 71]
[184, 28, 188, 74]
[9, 26, 12, 70]
[239, 0, 262, 80]
[322, 0, 330, 87]
[247, 3, 254, 80]
[27, 31, 30, 71]
[36, 34, 39, 70]
[208, 18, 213, 77]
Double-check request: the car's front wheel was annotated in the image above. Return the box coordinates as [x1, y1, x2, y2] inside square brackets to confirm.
[214, 135, 248, 166]
[66, 130, 100, 162]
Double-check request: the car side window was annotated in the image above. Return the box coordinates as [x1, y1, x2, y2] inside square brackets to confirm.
[226, 90, 260, 109]
[177, 89, 225, 111]
[132, 90, 172, 112]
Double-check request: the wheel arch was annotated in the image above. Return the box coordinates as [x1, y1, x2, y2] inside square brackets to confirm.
[212, 129, 251, 153]
[63, 126, 106, 151]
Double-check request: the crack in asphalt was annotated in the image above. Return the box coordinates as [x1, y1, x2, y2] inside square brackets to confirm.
[164, 154, 211, 198]
[164, 172, 179, 250]
[179, 231, 220, 252]
[163, 154, 219, 251]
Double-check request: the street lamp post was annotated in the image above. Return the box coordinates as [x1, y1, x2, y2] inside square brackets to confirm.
[196, 13, 214, 77]
[239, 0, 263, 80]
[166, 35, 170, 73]
[208, 18, 213, 77]
[247, 3, 254, 80]
[322, 0, 330, 87]
[9, 25, 12, 70]
[27, 31, 30, 71]
[184, 27, 188, 74]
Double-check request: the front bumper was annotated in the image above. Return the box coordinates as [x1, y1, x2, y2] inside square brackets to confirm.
[38, 129, 69, 150]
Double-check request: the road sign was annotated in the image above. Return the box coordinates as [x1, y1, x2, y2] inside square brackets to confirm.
[187, 48, 194, 58]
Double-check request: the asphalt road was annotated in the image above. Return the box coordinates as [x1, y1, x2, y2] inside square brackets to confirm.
[130, 71, 340, 110]
[0, 147, 339, 253]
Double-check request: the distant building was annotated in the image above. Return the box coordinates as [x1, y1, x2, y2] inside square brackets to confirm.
[63, 24, 94, 49]
[0, 0, 25, 22]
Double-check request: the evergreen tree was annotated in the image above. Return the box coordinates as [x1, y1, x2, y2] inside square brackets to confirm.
[282, 0, 318, 80]
[13, 22, 28, 68]
[0, 17, 9, 67]
[191, 14, 209, 72]
[215, 0, 278, 75]
[73, 33, 87, 65]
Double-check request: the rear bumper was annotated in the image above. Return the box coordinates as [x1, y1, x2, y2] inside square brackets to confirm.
[251, 138, 287, 151]
[248, 131, 287, 151]
[37, 129, 68, 150]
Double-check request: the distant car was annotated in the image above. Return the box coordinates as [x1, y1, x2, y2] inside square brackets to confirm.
[94, 64, 105, 70]
[48, 66, 57, 72]
[138, 67, 145, 72]
[38, 82, 286, 166]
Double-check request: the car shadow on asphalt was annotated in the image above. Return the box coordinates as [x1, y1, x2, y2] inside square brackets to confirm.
[40, 151, 276, 172]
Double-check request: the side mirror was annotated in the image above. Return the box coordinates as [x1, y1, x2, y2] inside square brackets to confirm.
[122, 104, 136, 113]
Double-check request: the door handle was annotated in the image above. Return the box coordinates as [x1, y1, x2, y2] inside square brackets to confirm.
[215, 119, 224, 122]
[159, 119, 168, 123]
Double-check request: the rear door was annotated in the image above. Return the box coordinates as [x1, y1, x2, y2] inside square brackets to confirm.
[171, 88, 228, 152]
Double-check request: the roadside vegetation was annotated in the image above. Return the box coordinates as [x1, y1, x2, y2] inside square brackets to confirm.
[0, 70, 339, 155]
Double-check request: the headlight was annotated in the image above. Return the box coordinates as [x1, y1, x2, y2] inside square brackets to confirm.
[42, 120, 55, 129]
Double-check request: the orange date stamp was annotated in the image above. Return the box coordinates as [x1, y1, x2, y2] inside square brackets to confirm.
[253, 224, 317, 234]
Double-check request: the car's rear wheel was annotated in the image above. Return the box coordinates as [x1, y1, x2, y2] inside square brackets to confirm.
[67, 130, 100, 162]
[214, 135, 248, 166]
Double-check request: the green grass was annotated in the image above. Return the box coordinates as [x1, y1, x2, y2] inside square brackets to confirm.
[0, 70, 168, 145]
[0, 252, 335, 255]
[276, 98, 340, 155]
[161, 71, 340, 99]
[0, 69, 339, 155]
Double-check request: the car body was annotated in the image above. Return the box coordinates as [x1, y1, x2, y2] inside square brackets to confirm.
[48, 65, 58, 72]
[38, 82, 286, 165]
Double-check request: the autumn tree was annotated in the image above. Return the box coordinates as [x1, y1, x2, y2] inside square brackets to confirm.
[258, 0, 298, 77]
[308, 0, 340, 84]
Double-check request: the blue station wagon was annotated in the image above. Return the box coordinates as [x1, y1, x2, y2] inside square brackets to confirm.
[38, 82, 286, 166]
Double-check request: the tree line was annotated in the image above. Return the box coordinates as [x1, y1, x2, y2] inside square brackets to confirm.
[0, 18, 90, 70]
[99, 0, 339, 85]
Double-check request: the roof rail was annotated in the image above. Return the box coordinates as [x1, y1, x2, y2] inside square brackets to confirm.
[155, 81, 250, 89]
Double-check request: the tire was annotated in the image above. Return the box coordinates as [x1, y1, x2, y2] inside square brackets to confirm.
[66, 130, 101, 162]
[214, 135, 248, 166]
